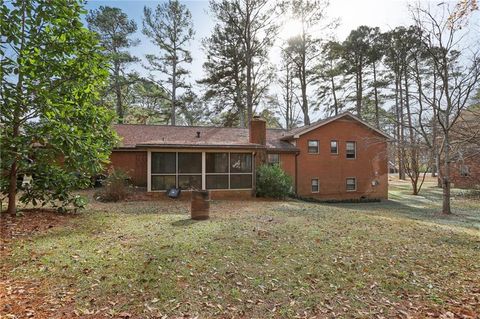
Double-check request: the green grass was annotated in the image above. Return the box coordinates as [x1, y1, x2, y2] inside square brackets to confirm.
[2, 178, 480, 318]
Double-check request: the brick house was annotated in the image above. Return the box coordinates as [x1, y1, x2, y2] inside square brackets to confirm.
[110, 112, 389, 200]
[446, 107, 480, 189]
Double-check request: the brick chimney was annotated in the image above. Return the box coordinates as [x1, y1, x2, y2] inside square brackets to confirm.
[249, 116, 266, 145]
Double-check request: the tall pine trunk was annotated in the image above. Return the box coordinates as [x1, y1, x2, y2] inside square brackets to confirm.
[373, 62, 380, 128]
[114, 61, 123, 123]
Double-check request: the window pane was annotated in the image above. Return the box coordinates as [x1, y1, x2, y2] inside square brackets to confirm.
[346, 178, 356, 191]
[330, 141, 338, 154]
[346, 142, 356, 158]
[178, 152, 202, 173]
[151, 153, 176, 174]
[230, 174, 252, 189]
[268, 154, 280, 164]
[178, 175, 202, 190]
[230, 153, 252, 173]
[308, 140, 318, 153]
[152, 175, 176, 190]
[311, 179, 319, 192]
[206, 175, 229, 189]
[206, 153, 228, 173]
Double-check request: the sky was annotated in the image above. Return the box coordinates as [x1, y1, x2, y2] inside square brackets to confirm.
[83, 0, 479, 121]
[83, 0, 413, 84]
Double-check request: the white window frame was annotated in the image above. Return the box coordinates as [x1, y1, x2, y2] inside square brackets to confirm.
[311, 178, 319, 193]
[330, 140, 338, 155]
[308, 140, 319, 154]
[346, 141, 356, 159]
[346, 177, 357, 192]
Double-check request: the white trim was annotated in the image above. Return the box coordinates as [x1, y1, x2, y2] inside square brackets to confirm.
[311, 178, 319, 193]
[307, 140, 319, 154]
[292, 112, 390, 139]
[330, 140, 338, 155]
[346, 141, 356, 159]
[149, 150, 254, 192]
[346, 177, 357, 192]
[147, 150, 151, 192]
[201, 152, 206, 190]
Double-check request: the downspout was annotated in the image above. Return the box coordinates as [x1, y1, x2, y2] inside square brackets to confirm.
[252, 151, 256, 197]
[295, 151, 299, 196]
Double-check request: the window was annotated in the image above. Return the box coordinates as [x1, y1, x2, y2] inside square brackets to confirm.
[151, 152, 177, 191]
[149, 152, 254, 191]
[346, 178, 356, 191]
[205, 152, 253, 190]
[311, 179, 319, 193]
[460, 165, 470, 177]
[330, 140, 338, 154]
[268, 153, 280, 165]
[308, 140, 319, 154]
[151, 152, 176, 174]
[152, 175, 176, 191]
[206, 152, 229, 189]
[346, 141, 356, 159]
[206, 153, 228, 173]
[150, 152, 202, 191]
[230, 153, 252, 189]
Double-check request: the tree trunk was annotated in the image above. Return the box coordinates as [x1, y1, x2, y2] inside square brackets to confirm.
[331, 75, 338, 116]
[7, 160, 18, 215]
[442, 131, 451, 214]
[431, 72, 438, 178]
[301, 77, 309, 125]
[171, 59, 177, 126]
[398, 70, 406, 180]
[355, 65, 363, 117]
[373, 62, 380, 128]
[114, 61, 123, 123]
[245, 2, 253, 125]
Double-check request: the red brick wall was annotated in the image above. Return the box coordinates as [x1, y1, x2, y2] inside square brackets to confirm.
[279, 153, 296, 187]
[295, 118, 388, 200]
[109, 151, 147, 187]
[450, 157, 480, 189]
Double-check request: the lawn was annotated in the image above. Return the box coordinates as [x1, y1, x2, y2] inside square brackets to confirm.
[1, 177, 479, 318]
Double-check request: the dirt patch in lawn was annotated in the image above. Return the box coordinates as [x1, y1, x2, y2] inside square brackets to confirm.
[0, 210, 80, 319]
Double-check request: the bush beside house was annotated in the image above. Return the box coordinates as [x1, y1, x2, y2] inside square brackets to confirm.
[256, 164, 293, 199]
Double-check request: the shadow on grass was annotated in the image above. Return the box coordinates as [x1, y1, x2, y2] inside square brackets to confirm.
[323, 195, 479, 231]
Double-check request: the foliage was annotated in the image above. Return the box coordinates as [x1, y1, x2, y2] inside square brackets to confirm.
[205, 0, 278, 127]
[86, 6, 139, 123]
[281, 0, 336, 125]
[199, 18, 247, 127]
[256, 164, 293, 199]
[142, 0, 195, 126]
[95, 169, 131, 202]
[124, 78, 170, 124]
[0, 0, 118, 214]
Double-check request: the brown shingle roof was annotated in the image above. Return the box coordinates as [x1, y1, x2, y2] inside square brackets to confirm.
[114, 124, 298, 152]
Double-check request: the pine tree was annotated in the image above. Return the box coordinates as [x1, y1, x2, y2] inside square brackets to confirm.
[142, 0, 194, 125]
[86, 6, 138, 123]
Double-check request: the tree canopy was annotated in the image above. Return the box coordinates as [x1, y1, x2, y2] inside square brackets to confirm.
[0, 0, 118, 214]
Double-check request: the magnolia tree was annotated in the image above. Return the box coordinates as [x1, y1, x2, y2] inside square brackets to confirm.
[0, 0, 117, 214]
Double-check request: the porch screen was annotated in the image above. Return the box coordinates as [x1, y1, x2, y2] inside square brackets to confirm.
[206, 152, 252, 190]
[151, 152, 202, 190]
